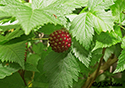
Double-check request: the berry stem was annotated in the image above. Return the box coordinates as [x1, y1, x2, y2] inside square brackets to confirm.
[32, 38, 49, 40]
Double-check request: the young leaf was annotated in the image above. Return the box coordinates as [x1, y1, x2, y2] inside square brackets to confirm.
[70, 12, 94, 50]
[1, 0, 88, 34]
[114, 49, 125, 73]
[44, 51, 80, 88]
[0, 72, 25, 88]
[71, 38, 91, 68]
[0, 41, 26, 69]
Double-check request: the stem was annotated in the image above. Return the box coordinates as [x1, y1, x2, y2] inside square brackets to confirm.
[82, 48, 106, 88]
[79, 6, 88, 14]
[32, 38, 49, 40]
[115, 22, 125, 30]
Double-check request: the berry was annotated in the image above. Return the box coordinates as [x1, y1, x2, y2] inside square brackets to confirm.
[49, 29, 72, 53]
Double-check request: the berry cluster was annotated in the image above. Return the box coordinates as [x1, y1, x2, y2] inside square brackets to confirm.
[49, 29, 72, 53]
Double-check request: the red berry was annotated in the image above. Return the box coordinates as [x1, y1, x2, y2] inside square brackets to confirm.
[49, 29, 72, 53]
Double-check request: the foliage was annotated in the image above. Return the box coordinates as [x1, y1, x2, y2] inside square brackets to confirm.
[0, 0, 125, 88]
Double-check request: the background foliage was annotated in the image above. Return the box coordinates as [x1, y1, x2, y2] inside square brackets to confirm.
[0, 0, 125, 88]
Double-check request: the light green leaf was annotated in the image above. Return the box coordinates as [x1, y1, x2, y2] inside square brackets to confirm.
[1, 0, 88, 34]
[91, 10, 114, 34]
[70, 12, 94, 50]
[44, 51, 80, 88]
[71, 38, 91, 68]
[121, 36, 125, 49]
[0, 72, 25, 88]
[114, 49, 125, 73]
[111, 0, 125, 23]
[0, 63, 21, 79]
[0, 10, 10, 18]
[0, 41, 26, 69]
[88, 0, 115, 11]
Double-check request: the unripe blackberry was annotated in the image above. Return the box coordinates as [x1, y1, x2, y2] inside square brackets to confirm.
[49, 29, 72, 53]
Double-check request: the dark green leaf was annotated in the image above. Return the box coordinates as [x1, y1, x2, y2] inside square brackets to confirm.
[44, 51, 80, 88]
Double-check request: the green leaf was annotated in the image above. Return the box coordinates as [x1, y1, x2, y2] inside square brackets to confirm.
[70, 12, 94, 50]
[38, 23, 63, 34]
[88, 0, 115, 11]
[0, 28, 24, 44]
[91, 10, 114, 34]
[1, 0, 88, 34]
[0, 72, 25, 88]
[90, 49, 102, 66]
[111, 0, 125, 23]
[0, 10, 10, 18]
[0, 24, 20, 32]
[121, 36, 125, 49]
[27, 54, 41, 67]
[93, 30, 122, 50]
[71, 38, 91, 68]
[44, 51, 80, 88]
[0, 41, 26, 69]
[103, 46, 115, 61]
[25, 63, 39, 72]
[0, 63, 21, 79]
[114, 49, 125, 73]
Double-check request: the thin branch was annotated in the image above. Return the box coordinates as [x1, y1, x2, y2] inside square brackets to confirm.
[81, 54, 118, 88]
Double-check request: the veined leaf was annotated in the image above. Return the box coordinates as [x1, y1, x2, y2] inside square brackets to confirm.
[121, 36, 125, 49]
[0, 63, 21, 79]
[44, 51, 80, 88]
[0, 0, 88, 34]
[71, 38, 91, 68]
[91, 10, 114, 34]
[111, 0, 125, 23]
[0, 72, 25, 88]
[93, 30, 121, 50]
[0, 41, 26, 69]
[88, 0, 115, 11]
[114, 49, 125, 73]
[70, 12, 94, 50]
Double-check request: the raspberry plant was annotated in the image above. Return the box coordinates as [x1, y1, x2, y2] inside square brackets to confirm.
[0, 0, 125, 88]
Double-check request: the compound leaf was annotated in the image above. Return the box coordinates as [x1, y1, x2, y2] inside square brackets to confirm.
[0, 0, 88, 34]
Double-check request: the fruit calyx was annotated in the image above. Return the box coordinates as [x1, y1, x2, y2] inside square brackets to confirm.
[49, 29, 72, 53]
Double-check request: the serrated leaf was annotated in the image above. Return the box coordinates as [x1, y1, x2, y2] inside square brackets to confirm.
[91, 10, 114, 34]
[121, 36, 125, 49]
[0, 72, 25, 88]
[111, 0, 125, 23]
[71, 38, 91, 68]
[88, 0, 115, 11]
[93, 30, 122, 50]
[1, 0, 88, 34]
[44, 51, 80, 88]
[0, 63, 21, 79]
[0, 28, 24, 44]
[0, 41, 26, 69]
[70, 12, 94, 50]
[0, 24, 20, 32]
[114, 49, 125, 73]
[25, 63, 39, 72]
[0, 10, 10, 18]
